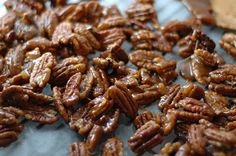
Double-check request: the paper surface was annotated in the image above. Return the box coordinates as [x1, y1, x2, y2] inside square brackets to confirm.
[0, 0, 234, 156]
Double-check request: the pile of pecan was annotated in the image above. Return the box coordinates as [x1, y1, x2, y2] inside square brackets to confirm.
[0, 0, 235, 155]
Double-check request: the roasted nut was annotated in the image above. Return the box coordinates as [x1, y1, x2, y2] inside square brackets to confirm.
[38, 10, 58, 38]
[204, 128, 236, 148]
[102, 137, 123, 156]
[108, 81, 138, 119]
[128, 120, 163, 153]
[204, 91, 229, 115]
[70, 142, 91, 156]
[30, 52, 56, 88]
[134, 111, 160, 129]
[51, 56, 87, 86]
[86, 125, 104, 152]
[55, 4, 83, 22]
[187, 124, 206, 155]
[220, 33, 236, 59]
[1, 85, 53, 106]
[22, 105, 58, 124]
[98, 16, 129, 31]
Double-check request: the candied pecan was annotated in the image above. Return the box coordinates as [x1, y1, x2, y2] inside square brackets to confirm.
[20, 0, 45, 14]
[204, 128, 236, 148]
[63, 73, 81, 107]
[191, 57, 211, 85]
[38, 10, 58, 38]
[156, 142, 181, 156]
[220, 33, 236, 59]
[128, 120, 163, 153]
[86, 125, 104, 152]
[0, 11, 16, 43]
[179, 57, 195, 81]
[99, 28, 126, 51]
[158, 84, 182, 111]
[126, 2, 159, 29]
[139, 68, 160, 85]
[22, 37, 55, 53]
[175, 123, 191, 141]
[52, 22, 73, 45]
[181, 82, 204, 100]
[102, 137, 123, 156]
[103, 5, 121, 19]
[74, 24, 100, 50]
[22, 105, 58, 124]
[134, 111, 160, 129]
[209, 83, 236, 97]
[161, 20, 193, 43]
[95, 108, 120, 134]
[161, 111, 177, 135]
[79, 1, 103, 25]
[0, 123, 24, 147]
[0, 108, 18, 125]
[209, 64, 236, 85]
[178, 29, 215, 58]
[129, 50, 176, 75]
[131, 29, 157, 50]
[91, 67, 109, 97]
[177, 97, 215, 118]
[97, 16, 129, 31]
[226, 121, 236, 131]
[14, 17, 37, 41]
[79, 66, 94, 100]
[108, 81, 138, 118]
[204, 91, 229, 115]
[51, 56, 87, 86]
[69, 104, 94, 136]
[194, 49, 218, 67]
[70, 142, 91, 156]
[132, 83, 167, 106]
[135, 0, 154, 4]
[1, 85, 53, 106]
[187, 124, 206, 155]
[153, 35, 173, 53]
[30, 52, 56, 88]
[51, 0, 66, 7]
[53, 86, 70, 122]
[55, 4, 83, 22]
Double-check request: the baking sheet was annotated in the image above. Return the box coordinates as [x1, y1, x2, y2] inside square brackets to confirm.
[0, 0, 235, 156]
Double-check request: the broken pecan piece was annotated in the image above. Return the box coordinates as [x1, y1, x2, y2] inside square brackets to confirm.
[102, 137, 123, 156]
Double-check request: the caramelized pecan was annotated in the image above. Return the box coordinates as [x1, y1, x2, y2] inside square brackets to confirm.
[134, 111, 160, 129]
[70, 142, 91, 156]
[220, 33, 236, 59]
[102, 137, 123, 156]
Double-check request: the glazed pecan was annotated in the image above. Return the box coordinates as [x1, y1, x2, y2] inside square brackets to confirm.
[98, 16, 129, 31]
[175, 143, 191, 156]
[91, 67, 109, 97]
[126, 2, 159, 29]
[22, 105, 58, 124]
[51, 56, 87, 86]
[132, 83, 167, 106]
[86, 125, 104, 152]
[108, 81, 138, 118]
[1, 85, 53, 106]
[0, 108, 18, 125]
[129, 50, 176, 75]
[187, 124, 206, 155]
[175, 123, 191, 141]
[103, 5, 121, 19]
[220, 33, 236, 59]
[102, 137, 123, 156]
[38, 10, 58, 38]
[22, 37, 55, 53]
[53, 86, 70, 122]
[161, 20, 193, 43]
[161, 111, 177, 135]
[204, 91, 229, 115]
[158, 84, 182, 111]
[134, 111, 160, 129]
[51, 0, 66, 7]
[55, 4, 83, 22]
[30, 52, 56, 88]
[180, 82, 204, 100]
[204, 128, 236, 148]
[99, 28, 126, 51]
[128, 120, 163, 153]
[0, 123, 24, 147]
[208, 83, 236, 97]
[70, 142, 91, 156]
[194, 49, 218, 67]
[156, 142, 181, 156]
[178, 29, 215, 58]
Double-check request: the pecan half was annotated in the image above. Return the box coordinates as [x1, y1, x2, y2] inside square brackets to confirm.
[86, 125, 104, 152]
[220, 33, 236, 59]
[98, 16, 129, 31]
[108, 81, 138, 119]
[102, 137, 123, 156]
[156, 142, 182, 156]
[128, 120, 163, 153]
[30, 52, 56, 88]
[134, 111, 160, 129]
[70, 142, 91, 156]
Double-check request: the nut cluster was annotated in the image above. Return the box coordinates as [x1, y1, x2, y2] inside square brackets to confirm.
[0, 0, 235, 155]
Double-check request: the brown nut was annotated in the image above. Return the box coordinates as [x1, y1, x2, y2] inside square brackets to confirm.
[220, 33, 236, 59]
[181, 82, 204, 100]
[102, 137, 123, 156]
[70, 142, 91, 156]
